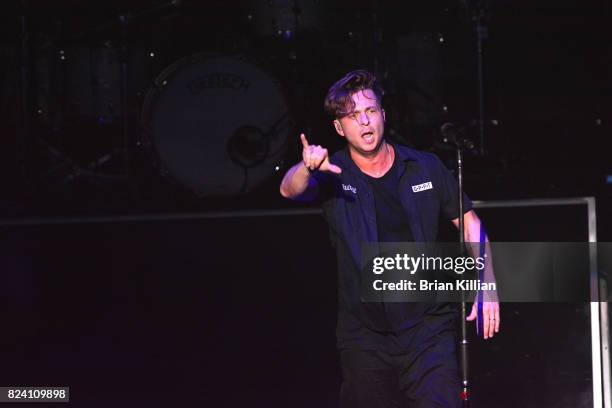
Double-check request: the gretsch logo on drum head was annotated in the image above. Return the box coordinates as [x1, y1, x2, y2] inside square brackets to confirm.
[187, 73, 251, 95]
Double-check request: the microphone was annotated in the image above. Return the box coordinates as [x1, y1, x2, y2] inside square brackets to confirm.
[440, 123, 475, 150]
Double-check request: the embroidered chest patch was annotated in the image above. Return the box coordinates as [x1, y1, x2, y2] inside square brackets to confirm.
[411, 182, 433, 193]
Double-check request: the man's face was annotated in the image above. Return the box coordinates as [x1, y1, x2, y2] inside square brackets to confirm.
[333, 89, 386, 156]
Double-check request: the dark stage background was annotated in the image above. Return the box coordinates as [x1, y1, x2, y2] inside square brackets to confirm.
[0, 0, 610, 407]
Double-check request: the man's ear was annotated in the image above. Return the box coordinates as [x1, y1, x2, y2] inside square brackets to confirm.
[333, 119, 345, 137]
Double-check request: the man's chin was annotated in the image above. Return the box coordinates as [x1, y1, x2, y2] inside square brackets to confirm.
[361, 138, 382, 151]
[349, 141, 381, 156]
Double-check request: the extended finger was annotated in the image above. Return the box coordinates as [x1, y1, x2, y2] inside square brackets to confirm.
[495, 306, 500, 333]
[483, 308, 491, 339]
[487, 305, 497, 338]
[300, 133, 309, 149]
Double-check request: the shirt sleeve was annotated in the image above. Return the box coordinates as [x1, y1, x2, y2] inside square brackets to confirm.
[311, 170, 336, 203]
[310, 170, 339, 248]
[434, 154, 473, 220]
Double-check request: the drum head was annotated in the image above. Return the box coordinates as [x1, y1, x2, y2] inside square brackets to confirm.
[142, 54, 291, 196]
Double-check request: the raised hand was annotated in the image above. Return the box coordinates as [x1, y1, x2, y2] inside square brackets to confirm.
[301, 133, 342, 174]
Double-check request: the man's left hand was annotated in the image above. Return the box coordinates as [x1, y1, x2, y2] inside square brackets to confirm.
[466, 300, 500, 339]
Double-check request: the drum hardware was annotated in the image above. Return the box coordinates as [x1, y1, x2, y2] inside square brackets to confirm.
[29, 0, 183, 192]
[227, 112, 291, 168]
[243, 0, 330, 39]
[113, 1, 182, 187]
[227, 112, 291, 193]
[37, 138, 125, 186]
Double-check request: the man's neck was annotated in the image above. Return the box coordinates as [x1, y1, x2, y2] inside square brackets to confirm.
[349, 141, 394, 177]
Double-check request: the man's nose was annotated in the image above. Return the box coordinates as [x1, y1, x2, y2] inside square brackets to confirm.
[357, 112, 370, 125]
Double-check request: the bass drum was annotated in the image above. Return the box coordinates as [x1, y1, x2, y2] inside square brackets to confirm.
[141, 54, 292, 196]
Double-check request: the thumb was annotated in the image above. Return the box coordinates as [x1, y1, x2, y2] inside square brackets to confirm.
[466, 302, 478, 321]
[327, 163, 342, 174]
[321, 156, 342, 174]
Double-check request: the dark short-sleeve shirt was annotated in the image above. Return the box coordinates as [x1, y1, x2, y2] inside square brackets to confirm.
[363, 153, 414, 243]
[311, 142, 472, 353]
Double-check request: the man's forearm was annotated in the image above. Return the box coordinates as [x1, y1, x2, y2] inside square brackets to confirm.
[464, 219, 498, 301]
[279, 161, 312, 199]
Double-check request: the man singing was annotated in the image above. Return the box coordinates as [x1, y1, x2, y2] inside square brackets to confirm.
[280, 70, 500, 407]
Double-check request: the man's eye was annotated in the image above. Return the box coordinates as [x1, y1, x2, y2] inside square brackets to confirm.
[368, 108, 377, 114]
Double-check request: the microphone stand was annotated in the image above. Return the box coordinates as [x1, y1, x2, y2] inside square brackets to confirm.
[442, 124, 479, 407]
[467, 0, 489, 155]
[474, 2, 487, 156]
[456, 142, 470, 407]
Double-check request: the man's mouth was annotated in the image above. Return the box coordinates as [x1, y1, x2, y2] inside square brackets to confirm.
[362, 132, 374, 142]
